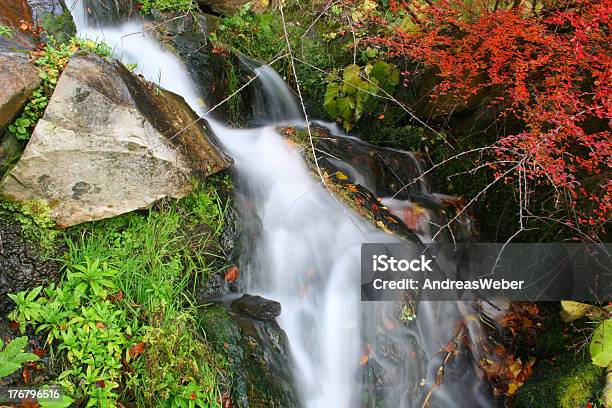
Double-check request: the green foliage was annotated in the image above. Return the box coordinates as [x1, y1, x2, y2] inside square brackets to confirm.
[216, 4, 284, 63]
[0, 197, 60, 252]
[8, 38, 112, 141]
[0, 336, 40, 378]
[591, 319, 612, 368]
[324, 61, 399, 131]
[137, 0, 197, 14]
[8, 182, 231, 407]
[9, 261, 142, 406]
[133, 315, 227, 407]
[0, 24, 13, 38]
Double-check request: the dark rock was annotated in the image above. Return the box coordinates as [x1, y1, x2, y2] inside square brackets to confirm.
[77, 0, 135, 26]
[230, 294, 281, 321]
[281, 124, 475, 242]
[198, 301, 301, 408]
[0, 214, 62, 317]
[150, 11, 253, 125]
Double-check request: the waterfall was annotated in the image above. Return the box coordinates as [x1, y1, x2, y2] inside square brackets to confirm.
[66, 2, 493, 407]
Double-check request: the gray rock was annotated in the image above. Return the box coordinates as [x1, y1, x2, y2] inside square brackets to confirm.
[27, 0, 65, 20]
[0, 50, 41, 133]
[1, 53, 232, 227]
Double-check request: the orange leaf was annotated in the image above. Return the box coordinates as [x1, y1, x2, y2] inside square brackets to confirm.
[359, 354, 369, 366]
[22, 366, 30, 384]
[225, 266, 240, 283]
[96, 322, 107, 329]
[129, 342, 146, 357]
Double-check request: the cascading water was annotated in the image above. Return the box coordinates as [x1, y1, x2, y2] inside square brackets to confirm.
[67, 2, 493, 406]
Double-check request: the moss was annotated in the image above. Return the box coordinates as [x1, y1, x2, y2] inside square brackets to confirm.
[0, 195, 60, 255]
[39, 10, 76, 43]
[515, 353, 605, 408]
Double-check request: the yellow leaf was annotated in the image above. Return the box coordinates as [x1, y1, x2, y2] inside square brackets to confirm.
[335, 171, 349, 180]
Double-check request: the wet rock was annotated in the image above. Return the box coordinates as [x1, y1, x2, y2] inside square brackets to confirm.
[198, 301, 301, 408]
[0, 46, 41, 133]
[0, 214, 62, 317]
[78, 0, 135, 26]
[28, 0, 76, 43]
[280, 124, 475, 242]
[230, 294, 281, 321]
[152, 12, 252, 125]
[1, 53, 232, 227]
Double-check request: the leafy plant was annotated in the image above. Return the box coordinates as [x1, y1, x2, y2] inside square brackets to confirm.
[324, 61, 399, 131]
[8, 182, 231, 407]
[590, 319, 612, 367]
[0, 336, 40, 378]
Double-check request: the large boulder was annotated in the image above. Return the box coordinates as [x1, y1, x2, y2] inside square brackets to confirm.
[1, 53, 232, 227]
[0, 47, 41, 134]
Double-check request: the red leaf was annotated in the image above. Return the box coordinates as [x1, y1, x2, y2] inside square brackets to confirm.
[8, 320, 20, 330]
[129, 342, 146, 357]
[225, 266, 239, 283]
[221, 392, 233, 408]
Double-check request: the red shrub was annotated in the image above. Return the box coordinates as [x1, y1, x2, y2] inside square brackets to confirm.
[370, 0, 611, 238]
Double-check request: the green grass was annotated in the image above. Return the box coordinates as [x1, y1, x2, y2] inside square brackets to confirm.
[8, 178, 233, 407]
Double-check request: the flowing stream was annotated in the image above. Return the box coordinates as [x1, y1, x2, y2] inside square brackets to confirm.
[67, 2, 493, 406]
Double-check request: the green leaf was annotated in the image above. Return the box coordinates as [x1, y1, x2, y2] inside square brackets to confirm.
[590, 319, 612, 367]
[0, 336, 39, 378]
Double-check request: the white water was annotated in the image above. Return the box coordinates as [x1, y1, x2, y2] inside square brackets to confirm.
[67, 3, 493, 407]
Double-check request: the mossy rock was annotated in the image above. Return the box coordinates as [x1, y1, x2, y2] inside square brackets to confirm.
[39, 8, 75, 43]
[515, 353, 604, 408]
[198, 302, 301, 408]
